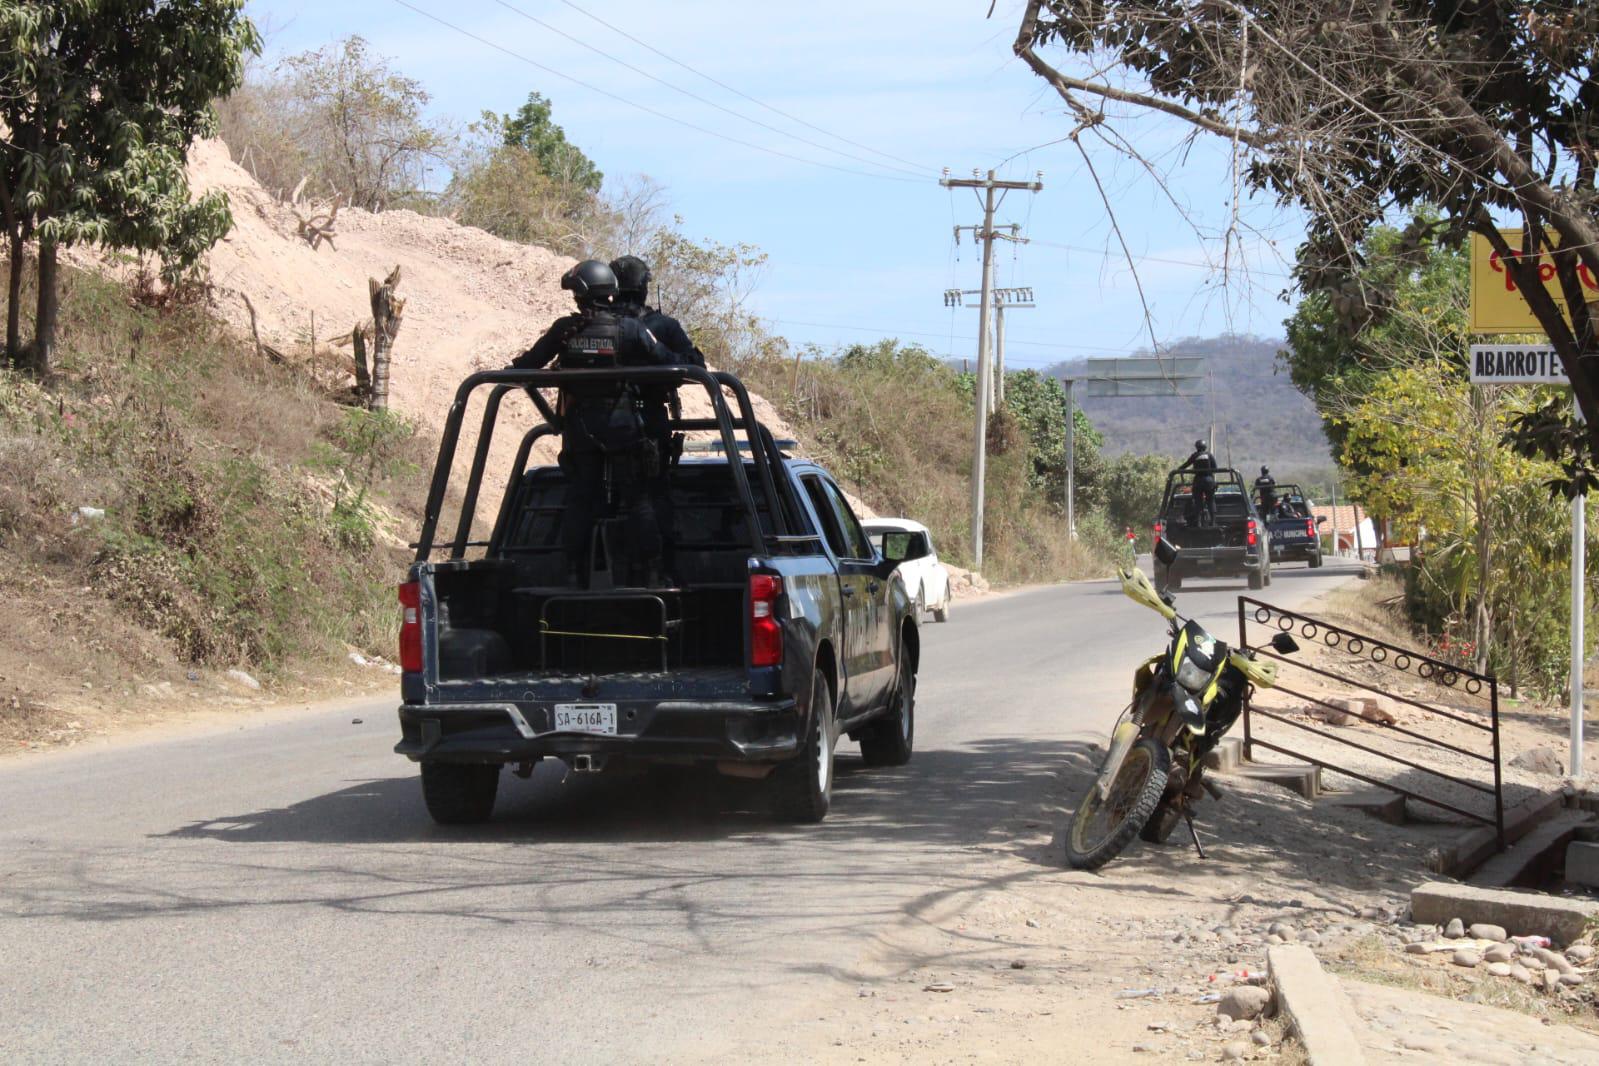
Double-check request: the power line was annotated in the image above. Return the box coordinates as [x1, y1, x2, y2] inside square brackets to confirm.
[1028, 238, 1294, 278]
[389, 0, 924, 184]
[549, 0, 935, 175]
[490, 0, 929, 181]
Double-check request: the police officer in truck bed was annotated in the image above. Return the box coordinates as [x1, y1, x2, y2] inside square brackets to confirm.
[512, 260, 678, 586]
[610, 255, 704, 581]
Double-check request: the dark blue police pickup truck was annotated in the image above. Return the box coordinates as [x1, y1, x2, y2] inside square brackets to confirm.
[1263, 484, 1325, 568]
[394, 367, 919, 825]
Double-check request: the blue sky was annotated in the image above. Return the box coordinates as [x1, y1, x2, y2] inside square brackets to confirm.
[244, 0, 1304, 369]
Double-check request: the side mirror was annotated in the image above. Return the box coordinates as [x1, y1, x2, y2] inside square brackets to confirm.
[1270, 632, 1300, 655]
[1315, 515, 1328, 525]
[1153, 537, 1179, 568]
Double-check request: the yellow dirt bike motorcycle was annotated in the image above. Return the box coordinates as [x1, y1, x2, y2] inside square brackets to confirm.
[1064, 540, 1300, 870]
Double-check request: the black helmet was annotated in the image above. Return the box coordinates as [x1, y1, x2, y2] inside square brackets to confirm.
[561, 259, 618, 302]
[610, 255, 651, 299]
[1194, 439, 1208, 452]
[1260, 465, 1269, 476]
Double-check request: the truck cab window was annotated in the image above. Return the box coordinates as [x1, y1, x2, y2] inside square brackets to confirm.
[817, 480, 872, 560]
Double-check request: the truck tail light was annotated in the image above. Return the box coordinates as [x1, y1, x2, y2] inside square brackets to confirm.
[399, 581, 422, 673]
[1306, 518, 1316, 538]
[750, 574, 783, 668]
[1153, 520, 1164, 540]
[1246, 519, 1258, 547]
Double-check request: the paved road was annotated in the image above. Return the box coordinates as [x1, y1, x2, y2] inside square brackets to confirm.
[0, 562, 1360, 1063]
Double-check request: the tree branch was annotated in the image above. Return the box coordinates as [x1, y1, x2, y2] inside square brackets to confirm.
[1012, 0, 1275, 151]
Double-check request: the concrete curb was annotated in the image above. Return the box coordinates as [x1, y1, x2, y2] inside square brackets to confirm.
[1429, 788, 1563, 878]
[1410, 881, 1599, 946]
[1267, 944, 1367, 1066]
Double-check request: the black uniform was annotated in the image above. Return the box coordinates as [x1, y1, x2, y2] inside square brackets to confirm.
[1254, 470, 1277, 518]
[617, 302, 704, 577]
[1179, 445, 1219, 527]
[514, 309, 678, 583]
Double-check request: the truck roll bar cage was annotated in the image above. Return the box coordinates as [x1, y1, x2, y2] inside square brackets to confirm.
[415, 366, 807, 563]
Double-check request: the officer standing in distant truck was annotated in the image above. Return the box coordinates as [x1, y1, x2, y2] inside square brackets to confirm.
[512, 260, 678, 586]
[611, 255, 704, 582]
[1177, 439, 1218, 527]
[1254, 465, 1277, 518]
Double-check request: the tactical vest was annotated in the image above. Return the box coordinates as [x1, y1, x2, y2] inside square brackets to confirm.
[562, 309, 623, 371]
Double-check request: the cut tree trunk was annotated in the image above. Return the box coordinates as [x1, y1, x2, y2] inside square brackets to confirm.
[367, 265, 404, 411]
[5, 232, 22, 367]
[25, 239, 58, 376]
[352, 323, 371, 404]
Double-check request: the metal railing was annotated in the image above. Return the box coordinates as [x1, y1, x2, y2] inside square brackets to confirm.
[1237, 596, 1503, 849]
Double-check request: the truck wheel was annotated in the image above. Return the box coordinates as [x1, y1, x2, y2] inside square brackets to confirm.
[932, 594, 951, 623]
[773, 669, 835, 822]
[860, 658, 915, 767]
[1247, 569, 1264, 591]
[1308, 552, 1323, 569]
[421, 762, 500, 825]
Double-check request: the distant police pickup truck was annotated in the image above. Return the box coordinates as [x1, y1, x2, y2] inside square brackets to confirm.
[1152, 466, 1271, 592]
[395, 366, 920, 826]
[1263, 484, 1325, 569]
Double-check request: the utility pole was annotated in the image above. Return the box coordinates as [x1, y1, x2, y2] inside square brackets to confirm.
[947, 285, 1034, 414]
[1063, 377, 1076, 540]
[939, 165, 1041, 573]
[1575, 408, 1587, 778]
[994, 295, 1036, 407]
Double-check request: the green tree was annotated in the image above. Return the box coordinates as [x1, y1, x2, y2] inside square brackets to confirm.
[0, 0, 259, 373]
[1099, 452, 1173, 547]
[501, 92, 603, 194]
[444, 100, 610, 255]
[1282, 215, 1468, 463]
[1012, 0, 1599, 480]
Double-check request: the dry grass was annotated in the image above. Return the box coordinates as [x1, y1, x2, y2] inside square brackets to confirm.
[0, 264, 429, 745]
[730, 346, 1109, 584]
[1323, 934, 1599, 1034]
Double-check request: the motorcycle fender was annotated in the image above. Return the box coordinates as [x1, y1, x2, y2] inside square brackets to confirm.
[1096, 720, 1141, 802]
[1132, 656, 1162, 700]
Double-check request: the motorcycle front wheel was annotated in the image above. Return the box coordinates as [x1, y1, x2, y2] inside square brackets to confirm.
[1064, 738, 1170, 871]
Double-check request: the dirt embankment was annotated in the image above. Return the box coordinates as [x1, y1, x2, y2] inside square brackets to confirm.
[165, 141, 801, 489]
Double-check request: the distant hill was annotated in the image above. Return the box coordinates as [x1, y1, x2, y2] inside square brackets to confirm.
[1044, 335, 1334, 480]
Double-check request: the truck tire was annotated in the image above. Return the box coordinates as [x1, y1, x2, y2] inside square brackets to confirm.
[860, 657, 915, 767]
[421, 762, 500, 825]
[932, 594, 951, 623]
[773, 669, 835, 822]
[1308, 551, 1323, 569]
[1247, 568, 1264, 590]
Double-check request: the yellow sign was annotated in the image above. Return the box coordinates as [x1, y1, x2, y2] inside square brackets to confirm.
[1470, 229, 1598, 333]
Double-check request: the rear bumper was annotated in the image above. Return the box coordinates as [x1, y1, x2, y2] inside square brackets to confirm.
[1170, 546, 1262, 573]
[394, 696, 801, 765]
[1270, 540, 1319, 561]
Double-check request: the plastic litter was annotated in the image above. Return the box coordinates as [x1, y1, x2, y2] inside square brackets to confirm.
[1116, 988, 1162, 1000]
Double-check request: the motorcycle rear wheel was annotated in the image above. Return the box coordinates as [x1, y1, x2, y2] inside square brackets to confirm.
[1065, 738, 1170, 870]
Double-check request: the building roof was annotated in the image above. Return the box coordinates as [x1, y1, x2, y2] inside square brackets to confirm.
[1311, 503, 1368, 531]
